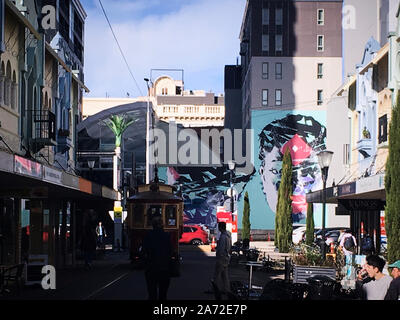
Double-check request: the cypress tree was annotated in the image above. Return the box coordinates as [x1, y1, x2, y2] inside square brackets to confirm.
[242, 191, 251, 241]
[385, 95, 400, 263]
[305, 202, 315, 246]
[276, 148, 293, 253]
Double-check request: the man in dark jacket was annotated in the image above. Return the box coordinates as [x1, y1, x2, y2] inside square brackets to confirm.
[142, 215, 172, 300]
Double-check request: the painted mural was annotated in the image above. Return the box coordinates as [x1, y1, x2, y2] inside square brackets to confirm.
[158, 165, 255, 230]
[245, 110, 327, 229]
[158, 110, 326, 230]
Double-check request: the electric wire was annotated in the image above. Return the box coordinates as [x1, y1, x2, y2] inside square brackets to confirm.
[98, 0, 144, 97]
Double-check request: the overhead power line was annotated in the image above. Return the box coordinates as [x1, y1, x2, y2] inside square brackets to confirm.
[98, 0, 144, 97]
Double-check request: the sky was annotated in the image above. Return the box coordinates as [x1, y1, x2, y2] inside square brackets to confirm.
[80, 0, 247, 98]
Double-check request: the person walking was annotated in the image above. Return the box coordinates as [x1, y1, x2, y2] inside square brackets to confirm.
[212, 222, 232, 297]
[356, 254, 392, 300]
[142, 215, 172, 300]
[384, 260, 400, 300]
[95, 221, 107, 249]
[339, 229, 357, 279]
[82, 223, 97, 270]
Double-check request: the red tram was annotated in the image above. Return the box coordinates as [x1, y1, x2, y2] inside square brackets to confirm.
[126, 178, 183, 266]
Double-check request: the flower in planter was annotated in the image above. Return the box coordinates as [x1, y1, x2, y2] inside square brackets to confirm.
[362, 127, 371, 139]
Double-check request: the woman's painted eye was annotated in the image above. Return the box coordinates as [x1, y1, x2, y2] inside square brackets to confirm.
[270, 168, 279, 175]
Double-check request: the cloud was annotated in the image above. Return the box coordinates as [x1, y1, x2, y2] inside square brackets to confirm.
[82, 0, 246, 98]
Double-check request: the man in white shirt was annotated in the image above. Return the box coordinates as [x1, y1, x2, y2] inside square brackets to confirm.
[356, 254, 392, 300]
[212, 222, 232, 297]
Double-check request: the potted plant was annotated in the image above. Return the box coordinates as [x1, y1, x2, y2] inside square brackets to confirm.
[290, 243, 345, 284]
[362, 127, 371, 139]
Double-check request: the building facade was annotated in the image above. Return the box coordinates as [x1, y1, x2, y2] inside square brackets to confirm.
[0, 0, 116, 271]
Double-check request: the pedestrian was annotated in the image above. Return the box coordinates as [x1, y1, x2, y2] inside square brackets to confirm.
[356, 254, 392, 300]
[95, 221, 107, 249]
[338, 229, 357, 279]
[384, 260, 400, 300]
[212, 222, 232, 298]
[142, 215, 172, 300]
[82, 223, 97, 270]
[360, 232, 375, 255]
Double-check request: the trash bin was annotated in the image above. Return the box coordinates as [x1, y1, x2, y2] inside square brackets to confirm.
[306, 275, 336, 300]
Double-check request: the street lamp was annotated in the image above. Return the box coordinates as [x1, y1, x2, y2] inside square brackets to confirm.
[87, 160, 95, 181]
[317, 150, 334, 260]
[144, 78, 151, 184]
[228, 160, 236, 228]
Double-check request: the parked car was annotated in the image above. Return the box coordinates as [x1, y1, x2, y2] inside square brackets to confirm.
[179, 224, 209, 245]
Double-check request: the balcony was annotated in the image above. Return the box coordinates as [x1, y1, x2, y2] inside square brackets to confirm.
[57, 129, 73, 154]
[30, 110, 56, 153]
[356, 138, 372, 158]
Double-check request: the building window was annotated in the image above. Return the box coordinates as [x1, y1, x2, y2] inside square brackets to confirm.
[162, 88, 168, 95]
[275, 89, 282, 106]
[262, 62, 269, 79]
[317, 90, 323, 105]
[317, 9, 324, 25]
[276, 8, 283, 25]
[262, 8, 269, 25]
[262, 89, 268, 106]
[343, 143, 350, 165]
[317, 63, 323, 79]
[275, 63, 282, 80]
[275, 34, 283, 54]
[262, 34, 269, 52]
[317, 35, 324, 52]
[379, 114, 388, 144]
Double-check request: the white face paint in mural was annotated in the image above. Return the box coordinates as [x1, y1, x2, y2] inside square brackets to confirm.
[259, 146, 281, 213]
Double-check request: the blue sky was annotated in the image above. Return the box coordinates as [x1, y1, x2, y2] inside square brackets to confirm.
[80, 0, 246, 98]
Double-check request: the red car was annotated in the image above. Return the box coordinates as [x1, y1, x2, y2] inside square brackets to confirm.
[179, 225, 209, 245]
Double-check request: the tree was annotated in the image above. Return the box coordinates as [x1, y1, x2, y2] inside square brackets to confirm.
[104, 114, 136, 148]
[242, 191, 251, 241]
[305, 202, 315, 246]
[385, 95, 400, 263]
[275, 148, 293, 253]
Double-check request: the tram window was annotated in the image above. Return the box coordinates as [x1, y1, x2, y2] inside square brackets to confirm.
[146, 205, 162, 227]
[166, 205, 177, 226]
[133, 204, 144, 227]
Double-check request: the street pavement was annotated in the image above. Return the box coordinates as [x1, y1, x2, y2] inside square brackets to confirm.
[1, 241, 285, 300]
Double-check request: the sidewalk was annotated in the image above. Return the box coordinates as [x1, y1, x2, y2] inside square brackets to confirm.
[1, 249, 131, 300]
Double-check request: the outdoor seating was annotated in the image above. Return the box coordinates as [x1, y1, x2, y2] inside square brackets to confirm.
[2, 264, 25, 295]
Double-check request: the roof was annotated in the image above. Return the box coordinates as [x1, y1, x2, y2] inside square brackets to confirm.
[359, 42, 389, 75]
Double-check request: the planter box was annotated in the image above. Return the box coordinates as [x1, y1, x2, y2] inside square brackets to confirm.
[293, 265, 336, 284]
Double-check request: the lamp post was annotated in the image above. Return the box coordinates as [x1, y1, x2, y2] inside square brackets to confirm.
[228, 160, 237, 243]
[317, 150, 334, 260]
[87, 160, 95, 181]
[144, 78, 151, 184]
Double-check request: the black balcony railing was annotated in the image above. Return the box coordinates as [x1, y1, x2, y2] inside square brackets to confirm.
[31, 109, 56, 142]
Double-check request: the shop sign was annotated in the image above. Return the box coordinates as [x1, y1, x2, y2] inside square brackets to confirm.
[43, 166, 62, 184]
[338, 182, 356, 196]
[14, 155, 42, 179]
[356, 174, 385, 194]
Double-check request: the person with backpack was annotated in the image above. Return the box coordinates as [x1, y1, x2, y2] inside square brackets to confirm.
[339, 229, 357, 279]
[360, 233, 375, 255]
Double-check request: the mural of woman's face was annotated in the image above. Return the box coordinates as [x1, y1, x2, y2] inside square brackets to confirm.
[258, 114, 326, 223]
[259, 146, 281, 213]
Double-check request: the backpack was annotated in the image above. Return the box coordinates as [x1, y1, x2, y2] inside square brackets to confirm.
[361, 236, 374, 253]
[344, 235, 355, 251]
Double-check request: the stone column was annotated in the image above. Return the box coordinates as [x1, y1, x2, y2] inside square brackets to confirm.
[0, 75, 4, 105]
